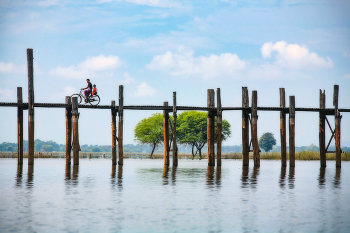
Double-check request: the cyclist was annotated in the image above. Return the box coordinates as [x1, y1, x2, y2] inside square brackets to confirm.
[92, 84, 97, 96]
[82, 79, 92, 102]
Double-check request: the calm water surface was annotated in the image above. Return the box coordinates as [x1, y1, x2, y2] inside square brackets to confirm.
[1, 159, 350, 232]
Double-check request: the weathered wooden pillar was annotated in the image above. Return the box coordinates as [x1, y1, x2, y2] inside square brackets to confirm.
[207, 89, 215, 166]
[65, 96, 72, 165]
[172, 92, 178, 167]
[289, 96, 295, 167]
[280, 88, 287, 167]
[27, 48, 34, 165]
[72, 97, 80, 165]
[17, 87, 23, 165]
[251, 90, 260, 167]
[111, 100, 117, 165]
[163, 102, 170, 166]
[118, 85, 124, 165]
[217, 88, 222, 166]
[334, 85, 341, 168]
[242, 87, 249, 166]
[319, 90, 326, 167]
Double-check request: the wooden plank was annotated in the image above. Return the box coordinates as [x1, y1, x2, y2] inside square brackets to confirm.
[217, 88, 222, 167]
[242, 87, 249, 166]
[118, 85, 124, 165]
[289, 96, 295, 167]
[334, 85, 341, 168]
[72, 97, 80, 165]
[17, 87, 23, 166]
[280, 88, 286, 167]
[163, 102, 170, 166]
[27, 48, 34, 166]
[251, 90, 260, 167]
[173, 92, 178, 167]
[111, 100, 117, 165]
[207, 89, 215, 166]
[65, 96, 72, 165]
[319, 90, 326, 167]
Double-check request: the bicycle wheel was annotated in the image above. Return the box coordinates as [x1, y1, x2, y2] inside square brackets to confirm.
[89, 95, 100, 105]
[71, 94, 82, 104]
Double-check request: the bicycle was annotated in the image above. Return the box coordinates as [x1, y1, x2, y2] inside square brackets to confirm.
[71, 89, 100, 105]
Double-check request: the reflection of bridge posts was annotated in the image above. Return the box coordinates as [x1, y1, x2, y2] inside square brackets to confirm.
[207, 89, 215, 166]
[280, 88, 287, 167]
[65, 96, 72, 165]
[242, 87, 249, 167]
[289, 96, 295, 167]
[118, 85, 124, 165]
[27, 49, 35, 166]
[17, 87, 23, 166]
[319, 90, 326, 167]
[163, 102, 170, 166]
[72, 97, 80, 165]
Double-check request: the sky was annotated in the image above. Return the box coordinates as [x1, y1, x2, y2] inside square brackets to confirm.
[0, 0, 349, 148]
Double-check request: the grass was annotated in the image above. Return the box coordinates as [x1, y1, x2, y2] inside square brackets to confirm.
[1, 151, 350, 161]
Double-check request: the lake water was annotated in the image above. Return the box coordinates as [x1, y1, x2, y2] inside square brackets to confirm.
[1, 158, 350, 232]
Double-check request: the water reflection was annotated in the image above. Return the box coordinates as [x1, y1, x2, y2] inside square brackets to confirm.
[288, 167, 295, 189]
[163, 165, 169, 185]
[206, 166, 221, 189]
[171, 166, 177, 185]
[318, 167, 326, 189]
[279, 166, 286, 189]
[334, 168, 341, 189]
[65, 164, 71, 182]
[250, 167, 259, 189]
[117, 165, 123, 189]
[241, 166, 259, 189]
[72, 165, 79, 186]
[111, 165, 116, 186]
[27, 165, 34, 189]
[16, 165, 23, 187]
[241, 166, 249, 188]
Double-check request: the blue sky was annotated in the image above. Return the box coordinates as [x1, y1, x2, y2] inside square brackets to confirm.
[0, 0, 349, 148]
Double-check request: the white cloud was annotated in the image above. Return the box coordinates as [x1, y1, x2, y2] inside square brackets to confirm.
[120, 73, 136, 84]
[343, 74, 350, 79]
[261, 41, 333, 70]
[37, 0, 60, 7]
[134, 82, 156, 97]
[49, 55, 122, 79]
[0, 62, 26, 74]
[53, 86, 77, 101]
[125, 0, 180, 8]
[0, 88, 15, 101]
[147, 46, 246, 78]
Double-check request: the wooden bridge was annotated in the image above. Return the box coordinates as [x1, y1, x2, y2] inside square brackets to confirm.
[1, 49, 349, 168]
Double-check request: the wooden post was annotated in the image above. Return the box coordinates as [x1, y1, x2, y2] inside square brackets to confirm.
[173, 92, 178, 167]
[163, 102, 170, 166]
[65, 96, 72, 165]
[207, 89, 215, 166]
[319, 90, 326, 167]
[251, 90, 260, 167]
[242, 87, 249, 166]
[334, 85, 341, 168]
[217, 88, 222, 166]
[111, 100, 117, 165]
[118, 85, 124, 165]
[280, 88, 287, 167]
[289, 96, 295, 167]
[72, 97, 80, 165]
[17, 87, 23, 165]
[27, 48, 34, 165]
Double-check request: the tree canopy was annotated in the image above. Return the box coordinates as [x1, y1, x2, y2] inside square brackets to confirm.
[258, 132, 277, 152]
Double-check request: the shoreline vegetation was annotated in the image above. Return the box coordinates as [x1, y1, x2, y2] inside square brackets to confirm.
[1, 151, 350, 161]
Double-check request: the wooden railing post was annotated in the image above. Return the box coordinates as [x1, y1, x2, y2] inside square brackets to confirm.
[217, 88, 222, 167]
[17, 87, 23, 166]
[289, 96, 295, 167]
[163, 102, 170, 166]
[72, 97, 80, 165]
[319, 90, 326, 167]
[280, 88, 287, 167]
[65, 96, 72, 165]
[111, 100, 117, 165]
[173, 92, 178, 167]
[27, 48, 34, 165]
[207, 89, 215, 166]
[334, 85, 341, 168]
[242, 87, 249, 166]
[251, 90, 260, 167]
[118, 85, 124, 165]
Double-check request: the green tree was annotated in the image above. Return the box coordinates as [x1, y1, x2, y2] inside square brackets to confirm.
[6, 145, 14, 152]
[41, 145, 54, 152]
[258, 132, 277, 152]
[177, 111, 231, 159]
[91, 146, 101, 152]
[134, 113, 172, 157]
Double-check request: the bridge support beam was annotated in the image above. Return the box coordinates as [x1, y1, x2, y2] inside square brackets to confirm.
[280, 88, 287, 167]
[17, 87, 23, 166]
[72, 97, 80, 165]
[319, 90, 326, 167]
[173, 92, 178, 167]
[334, 85, 341, 168]
[163, 102, 170, 166]
[27, 48, 34, 165]
[217, 88, 222, 167]
[251, 90, 260, 167]
[118, 85, 124, 165]
[65, 96, 72, 165]
[111, 100, 117, 165]
[242, 87, 249, 166]
[207, 89, 215, 166]
[289, 96, 295, 167]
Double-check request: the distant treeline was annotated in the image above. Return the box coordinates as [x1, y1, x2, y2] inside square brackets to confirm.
[1, 140, 349, 153]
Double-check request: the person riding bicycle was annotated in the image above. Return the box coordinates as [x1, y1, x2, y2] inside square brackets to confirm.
[91, 84, 97, 96]
[81, 79, 92, 102]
